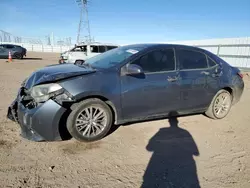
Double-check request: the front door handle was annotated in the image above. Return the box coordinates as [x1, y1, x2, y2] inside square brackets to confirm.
[201, 71, 210, 75]
[167, 76, 178, 82]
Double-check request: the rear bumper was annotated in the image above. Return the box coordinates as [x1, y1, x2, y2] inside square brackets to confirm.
[7, 89, 67, 141]
[22, 50, 26, 56]
[232, 78, 244, 105]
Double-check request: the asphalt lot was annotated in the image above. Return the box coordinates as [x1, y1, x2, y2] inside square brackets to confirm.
[0, 52, 250, 188]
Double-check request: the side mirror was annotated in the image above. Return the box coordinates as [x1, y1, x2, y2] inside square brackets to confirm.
[74, 59, 85, 65]
[126, 64, 144, 75]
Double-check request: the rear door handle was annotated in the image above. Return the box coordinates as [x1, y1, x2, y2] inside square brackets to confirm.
[212, 72, 222, 77]
[201, 71, 210, 75]
[167, 76, 178, 82]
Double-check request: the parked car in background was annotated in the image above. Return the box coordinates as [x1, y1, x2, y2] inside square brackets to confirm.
[8, 44, 244, 143]
[0, 44, 27, 59]
[59, 42, 119, 64]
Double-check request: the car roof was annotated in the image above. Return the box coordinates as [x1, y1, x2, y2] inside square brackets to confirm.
[121, 43, 206, 52]
[77, 42, 119, 47]
[0, 44, 14, 46]
[121, 43, 206, 53]
[0, 44, 21, 47]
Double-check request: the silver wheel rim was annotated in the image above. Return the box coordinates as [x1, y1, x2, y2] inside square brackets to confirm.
[213, 92, 231, 118]
[75, 106, 107, 138]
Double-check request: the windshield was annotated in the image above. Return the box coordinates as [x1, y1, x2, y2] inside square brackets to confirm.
[83, 46, 146, 69]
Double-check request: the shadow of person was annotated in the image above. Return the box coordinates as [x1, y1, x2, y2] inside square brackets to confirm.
[142, 116, 200, 188]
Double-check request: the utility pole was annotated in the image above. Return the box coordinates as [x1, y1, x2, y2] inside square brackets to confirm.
[76, 0, 91, 45]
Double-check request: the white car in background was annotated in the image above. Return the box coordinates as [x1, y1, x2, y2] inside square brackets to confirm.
[59, 42, 119, 64]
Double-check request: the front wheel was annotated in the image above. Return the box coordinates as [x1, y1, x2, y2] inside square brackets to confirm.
[66, 98, 113, 142]
[205, 89, 232, 119]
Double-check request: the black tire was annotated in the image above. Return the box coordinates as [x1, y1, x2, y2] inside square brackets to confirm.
[66, 98, 113, 142]
[14, 53, 23, 59]
[205, 89, 232, 119]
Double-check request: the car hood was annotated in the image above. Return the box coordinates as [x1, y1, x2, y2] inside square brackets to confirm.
[61, 51, 69, 56]
[23, 64, 95, 89]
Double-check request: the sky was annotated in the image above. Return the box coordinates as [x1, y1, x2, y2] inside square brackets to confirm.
[0, 0, 250, 44]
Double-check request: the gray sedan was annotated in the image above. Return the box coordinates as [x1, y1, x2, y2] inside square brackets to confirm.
[7, 43, 244, 142]
[0, 44, 27, 59]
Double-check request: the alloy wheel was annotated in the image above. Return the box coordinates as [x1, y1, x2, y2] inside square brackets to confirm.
[75, 106, 107, 138]
[213, 92, 232, 118]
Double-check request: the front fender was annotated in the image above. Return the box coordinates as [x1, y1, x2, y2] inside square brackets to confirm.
[59, 73, 122, 124]
[70, 92, 120, 124]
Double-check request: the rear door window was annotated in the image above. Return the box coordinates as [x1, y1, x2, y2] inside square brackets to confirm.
[178, 49, 208, 70]
[207, 56, 217, 67]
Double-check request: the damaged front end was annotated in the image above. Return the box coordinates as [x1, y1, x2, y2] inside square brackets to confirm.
[7, 82, 74, 142]
[7, 79, 29, 123]
[7, 98, 18, 122]
[7, 63, 96, 141]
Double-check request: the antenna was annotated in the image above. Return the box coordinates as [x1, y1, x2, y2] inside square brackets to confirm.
[76, 0, 91, 45]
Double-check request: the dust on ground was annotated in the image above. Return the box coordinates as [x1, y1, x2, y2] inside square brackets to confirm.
[0, 52, 250, 188]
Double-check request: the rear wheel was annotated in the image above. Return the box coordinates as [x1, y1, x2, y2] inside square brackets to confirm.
[14, 53, 23, 59]
[205, 89, 232, 119]
[66, 98, 113, 142]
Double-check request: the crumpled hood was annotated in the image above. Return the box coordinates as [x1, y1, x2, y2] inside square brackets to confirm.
[24, 64, 95, 89]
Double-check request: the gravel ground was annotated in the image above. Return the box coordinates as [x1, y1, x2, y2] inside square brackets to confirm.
[0, 52, 250, 188]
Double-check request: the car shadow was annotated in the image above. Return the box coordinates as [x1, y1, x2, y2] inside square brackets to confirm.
[122, 112, 202, 127]
[23, 58, 43, 60]
[141, 116, 200, 188]
[105, 112, 202, 138]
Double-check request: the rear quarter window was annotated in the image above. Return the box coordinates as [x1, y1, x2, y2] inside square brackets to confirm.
[207, 56, 217, 67]
[206, 51, 229, 66]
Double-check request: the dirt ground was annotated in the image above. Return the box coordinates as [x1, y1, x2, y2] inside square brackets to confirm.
[0, 52, 250, 188]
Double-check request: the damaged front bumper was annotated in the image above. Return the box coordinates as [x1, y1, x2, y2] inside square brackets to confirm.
[7, 88, 67, 142]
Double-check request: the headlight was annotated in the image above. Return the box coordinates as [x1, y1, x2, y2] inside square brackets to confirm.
[30, 83, 63, 103]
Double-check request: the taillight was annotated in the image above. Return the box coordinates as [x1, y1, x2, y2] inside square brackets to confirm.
[237, 72, 243, 79]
